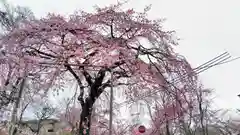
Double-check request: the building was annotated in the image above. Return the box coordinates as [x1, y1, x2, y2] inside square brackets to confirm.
[18, 119, 71, 135]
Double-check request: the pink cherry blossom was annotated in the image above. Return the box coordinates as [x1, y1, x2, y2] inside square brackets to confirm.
[0, 3, 198, 133]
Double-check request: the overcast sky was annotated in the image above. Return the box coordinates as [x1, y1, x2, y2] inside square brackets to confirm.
[6, 0, 240, 116]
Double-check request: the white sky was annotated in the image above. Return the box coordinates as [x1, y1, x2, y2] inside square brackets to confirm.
[6, 0, 240, 116]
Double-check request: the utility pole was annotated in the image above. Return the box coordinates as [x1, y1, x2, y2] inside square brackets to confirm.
[109, 70, 113, 135]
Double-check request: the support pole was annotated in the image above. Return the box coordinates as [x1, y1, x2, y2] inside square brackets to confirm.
[109, 70, 113, 135]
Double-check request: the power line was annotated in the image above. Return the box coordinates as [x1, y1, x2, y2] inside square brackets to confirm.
[115, 51, 238, 108]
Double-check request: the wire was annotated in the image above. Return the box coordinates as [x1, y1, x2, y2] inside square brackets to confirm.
[115, 52, 237, 108]
[31, 51, 234, 108]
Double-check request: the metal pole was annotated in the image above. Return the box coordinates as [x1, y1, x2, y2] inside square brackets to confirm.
[109, 70, 113, 135]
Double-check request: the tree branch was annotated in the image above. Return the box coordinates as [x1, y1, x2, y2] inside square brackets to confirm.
[110, 20, 115, 38]
[64, 61, 85, 107]
[84, 68, 108, 106]
[28, 47, 56, 58]
[79, 66, 93, 86]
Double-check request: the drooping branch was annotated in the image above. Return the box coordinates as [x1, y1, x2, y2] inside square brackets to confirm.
[110, 20, 115, 38]
[29, 47, 57, 58]
[4, 64, 12, 86]
[64, 61, 85, 107]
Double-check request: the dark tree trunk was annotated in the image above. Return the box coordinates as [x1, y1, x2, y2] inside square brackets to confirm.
[165, 119, 171, 135]
[77, 69, 107, 135]
[66, 60, 121, 135]
[79, 97, 93, 134]
[78, 90, 103, 135]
